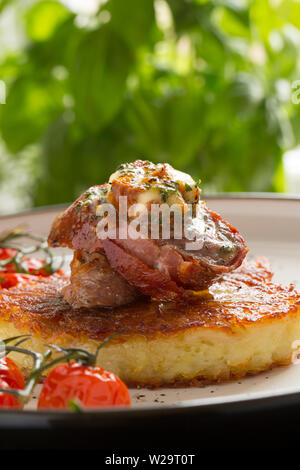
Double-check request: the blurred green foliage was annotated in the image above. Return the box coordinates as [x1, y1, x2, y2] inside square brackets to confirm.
[0, 0, 300, 207]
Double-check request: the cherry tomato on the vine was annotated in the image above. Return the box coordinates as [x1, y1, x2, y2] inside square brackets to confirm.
[0, 378, 23, 409]
[38, 362, 131, 410]
[0, 357, 25, 389]
[0, 248, 17, 261]
[0, 248, 60, 279]
[21, 257, 51, 276]
[0, 273, 35, 289]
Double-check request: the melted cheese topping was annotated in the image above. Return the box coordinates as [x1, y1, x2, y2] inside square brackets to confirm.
[109, 160, 201, 210]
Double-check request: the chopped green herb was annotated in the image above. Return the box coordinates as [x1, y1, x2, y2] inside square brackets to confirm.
[159, 185, 178, 202]
[75, 203, 82, 213]
[219, 245, 233, 254]
[91, 214, 101, 221]
[185, 183, 193, 192]
[161, 191, 168, 203]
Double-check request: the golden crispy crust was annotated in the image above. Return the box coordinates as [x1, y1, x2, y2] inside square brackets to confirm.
[0, 257, 298, 344]
[0, 257, 299, 388]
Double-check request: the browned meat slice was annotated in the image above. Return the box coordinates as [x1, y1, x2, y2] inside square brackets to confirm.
[63, 250, 140, 308]
[101, 239, 186, 301]
[48, 185, 108, 251]
[48, 160, 247, 305]
[102, 205, 247, 300]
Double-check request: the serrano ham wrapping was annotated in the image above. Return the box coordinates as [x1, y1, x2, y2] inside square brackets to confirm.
[48, 161, 247, 307]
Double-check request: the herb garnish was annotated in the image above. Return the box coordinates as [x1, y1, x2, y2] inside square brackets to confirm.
[0, 227, 64, 275]
[219, 245, 233, 254]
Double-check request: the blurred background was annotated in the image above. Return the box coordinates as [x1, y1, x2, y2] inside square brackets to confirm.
[0, 0, 300, 215]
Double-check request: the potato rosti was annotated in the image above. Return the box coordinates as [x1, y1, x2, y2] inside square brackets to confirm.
[0, 258, 299, 387]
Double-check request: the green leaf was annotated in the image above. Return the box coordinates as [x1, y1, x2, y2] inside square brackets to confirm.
[194, 28, 226, 69]
[27, 16, 82, 72]
[0, 77, 64, 153]
[0, 0, 298, 206]
[34, 115, 131, 206]
[108, 0, 155, 48]
[167, 0, 213, 32]
[213, 6, 250, 38]
[26, 1, 70, 42]
[34, 116, 74, 205]
[71, 26, 132, 132]
[0, 55, 21, 81]
[251, 0, 284, 43]
[0, 0, 12, 14]
[217, 1, 250, 27]
[289, 1, 300, 29]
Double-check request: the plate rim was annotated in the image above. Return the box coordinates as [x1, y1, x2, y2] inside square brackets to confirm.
[1, 384, 300, 423]
[1, 192, 300, 220]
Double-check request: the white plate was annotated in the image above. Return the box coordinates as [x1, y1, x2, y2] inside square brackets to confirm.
[1, 195, 300, 411]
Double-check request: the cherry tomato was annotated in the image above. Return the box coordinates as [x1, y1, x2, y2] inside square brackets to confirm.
[0, 273, 34, 289]
[0, 248, 57, 278]
[0, 248, 17, 261]
[23, 257, 51, 276]
[38, 362, 131, 410]
[0, 378, 23, 409]
[0, 357, 25, 389]
[0, 248, 18, 274]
